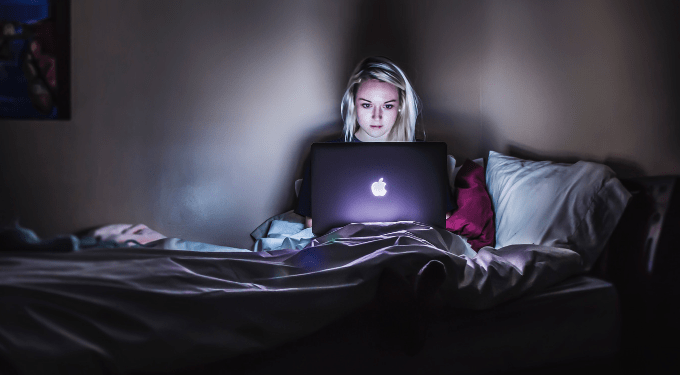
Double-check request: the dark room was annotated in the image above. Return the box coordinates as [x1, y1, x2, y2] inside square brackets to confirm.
[1, 0, 679, 374]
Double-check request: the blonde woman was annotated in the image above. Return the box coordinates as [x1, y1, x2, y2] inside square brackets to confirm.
[340, 56, 421, 142]
[296, 56, 453, 228]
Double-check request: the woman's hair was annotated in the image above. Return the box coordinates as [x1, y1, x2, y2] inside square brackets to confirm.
[340, 56, 422, 142]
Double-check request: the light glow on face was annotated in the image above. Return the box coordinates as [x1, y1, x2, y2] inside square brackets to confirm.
[354, 79, 400, 142]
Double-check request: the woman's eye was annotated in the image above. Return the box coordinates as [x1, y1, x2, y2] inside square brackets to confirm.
[362, 103, 371, 108]
[385, 105, 394, 109]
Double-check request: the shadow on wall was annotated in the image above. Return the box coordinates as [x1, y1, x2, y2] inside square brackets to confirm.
[290, 0, 423, 183]
[343, 0, 417, 78]
[646, 0, 680, 150]
[506, 144, 647, 180]
[338, 0, 446, 146]
[291, 120, 344, 182]
[421, 109, 500, 165]
[285, 0, 425, 214]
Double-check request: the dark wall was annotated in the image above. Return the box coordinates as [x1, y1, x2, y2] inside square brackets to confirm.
[414, 0, 680, 176]
[0, 0, 360, 248]
[1, 0, 678, 247]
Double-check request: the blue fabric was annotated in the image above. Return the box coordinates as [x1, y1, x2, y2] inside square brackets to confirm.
[0, 224, 139, 252]
[0, 224, 79, 252]
[251, 210, 315, 251]
[144, 238, 252, 252]
[143, 211, 314, 252]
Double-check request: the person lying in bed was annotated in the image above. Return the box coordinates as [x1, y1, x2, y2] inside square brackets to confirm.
[296, 56, 454, 228]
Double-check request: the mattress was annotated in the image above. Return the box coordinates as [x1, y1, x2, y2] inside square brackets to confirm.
[220, 275, 619, 375]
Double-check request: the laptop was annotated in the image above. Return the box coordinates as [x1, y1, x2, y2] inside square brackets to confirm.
[311, 142, 448, 235]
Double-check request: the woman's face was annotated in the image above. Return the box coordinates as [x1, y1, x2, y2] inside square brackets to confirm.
[354, 79, 400, 142]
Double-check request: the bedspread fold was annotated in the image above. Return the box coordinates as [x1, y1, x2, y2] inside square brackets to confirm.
[0, 222, 582, 374]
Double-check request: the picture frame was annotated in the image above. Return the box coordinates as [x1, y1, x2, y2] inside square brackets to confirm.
[0, 0, 70, 120]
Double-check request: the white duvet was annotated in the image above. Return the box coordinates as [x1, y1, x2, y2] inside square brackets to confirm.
[0, 221, 582, 374]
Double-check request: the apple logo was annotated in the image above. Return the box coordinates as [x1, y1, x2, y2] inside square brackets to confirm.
[371, 178, 387, 197]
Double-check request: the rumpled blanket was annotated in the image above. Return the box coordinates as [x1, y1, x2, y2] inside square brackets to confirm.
[0, 222, 582, 375]
[132, 210, 315, 253]
[0, 224, 136, 252]
[250, 210, 315, 251]
[89, 223, 167, 245]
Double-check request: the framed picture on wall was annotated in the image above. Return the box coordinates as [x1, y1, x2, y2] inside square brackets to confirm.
[0, 0, 70, 120]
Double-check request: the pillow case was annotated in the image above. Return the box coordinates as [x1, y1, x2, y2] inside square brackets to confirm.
[486, 151, 631, 271]
[446, 159, 495, 251]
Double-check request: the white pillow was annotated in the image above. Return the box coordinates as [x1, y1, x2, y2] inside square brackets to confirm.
[486, 151, 631, 271]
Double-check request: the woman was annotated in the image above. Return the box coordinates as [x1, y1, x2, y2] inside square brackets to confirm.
[296, 56, 452, 228]
[295, 58, 451, 353]
[340, 56, 421, 143]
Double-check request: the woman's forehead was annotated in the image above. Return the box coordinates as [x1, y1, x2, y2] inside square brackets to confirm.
[356, 79, 399, 101]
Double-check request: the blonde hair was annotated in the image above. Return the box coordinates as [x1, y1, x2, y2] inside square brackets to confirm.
[340, 57, 422, 142]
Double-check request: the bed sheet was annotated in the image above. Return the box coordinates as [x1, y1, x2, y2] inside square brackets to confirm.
[227, 276, 619, 375]
[0, 222, 582, 374]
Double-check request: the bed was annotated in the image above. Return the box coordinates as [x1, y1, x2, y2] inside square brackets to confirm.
[2, 151, 673, 375]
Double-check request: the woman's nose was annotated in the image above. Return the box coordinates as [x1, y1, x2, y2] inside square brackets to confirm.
[372, 106, 382, 119]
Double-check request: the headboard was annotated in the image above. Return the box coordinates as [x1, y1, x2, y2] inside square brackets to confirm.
[593, 176, 680, 367]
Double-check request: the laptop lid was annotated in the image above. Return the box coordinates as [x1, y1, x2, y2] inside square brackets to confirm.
[311, 142, 448, 235]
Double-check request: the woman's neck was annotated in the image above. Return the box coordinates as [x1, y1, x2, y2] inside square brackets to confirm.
[354, 130, 388, 142]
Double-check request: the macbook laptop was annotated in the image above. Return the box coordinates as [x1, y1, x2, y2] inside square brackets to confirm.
[311, 142, 448, 235]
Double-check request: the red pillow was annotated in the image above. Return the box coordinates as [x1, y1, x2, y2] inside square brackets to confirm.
[445, 159, 495, 251]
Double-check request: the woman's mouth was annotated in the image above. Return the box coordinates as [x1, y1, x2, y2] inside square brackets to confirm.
[370, 125, 383, 129]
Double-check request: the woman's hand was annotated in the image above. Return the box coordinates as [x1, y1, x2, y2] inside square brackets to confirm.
[446, 211, 452, 220]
